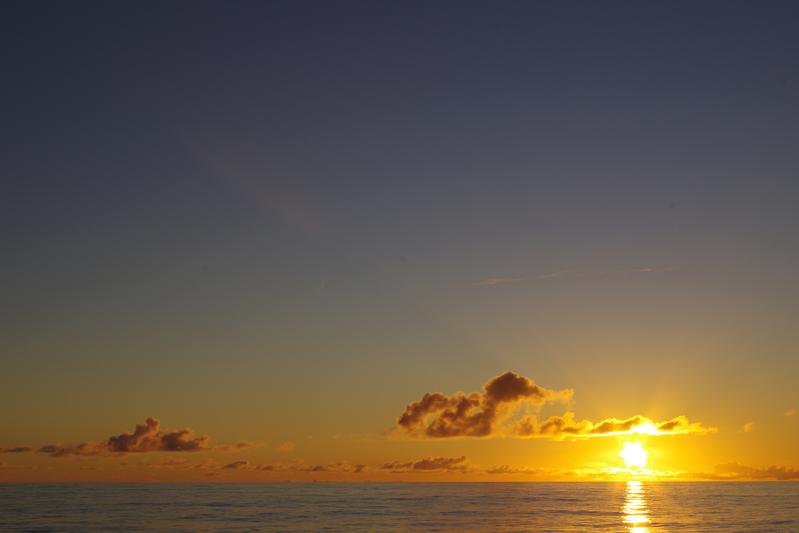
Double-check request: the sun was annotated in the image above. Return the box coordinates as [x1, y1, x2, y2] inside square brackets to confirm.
[620, 442, 648, 469]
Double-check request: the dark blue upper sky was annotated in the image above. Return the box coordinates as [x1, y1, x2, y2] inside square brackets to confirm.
[2, 2, 798, 434]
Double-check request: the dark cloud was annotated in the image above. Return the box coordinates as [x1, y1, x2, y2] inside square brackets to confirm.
[219, 460, 367, 473]
[379, 456, 470, 473]
[397, 372, 572, 438]
[223, 460, 250, 470]
[0, 447, 31, 453]
[38, 417, 210, 457]
[514, 412, 713, 439]
[37, 443, 104, 458]
[293, 461, 365, 473]
[107, 417, 209, 452]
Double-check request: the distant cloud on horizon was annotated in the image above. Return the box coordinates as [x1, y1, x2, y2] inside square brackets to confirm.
[38, 417, 210, 457]
[214, 441, 264, 453]
[692, 463, 799, 481]
[0, 447, 31, 453]
[378, 456, 471, 474]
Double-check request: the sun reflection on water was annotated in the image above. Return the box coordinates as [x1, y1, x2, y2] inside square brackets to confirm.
[623, 480, 650, 532]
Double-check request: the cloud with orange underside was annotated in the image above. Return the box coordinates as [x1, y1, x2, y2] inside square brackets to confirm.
[397, 371, 573, 438]
[397, 371, 714, 439]
[514, 411, 714, 439]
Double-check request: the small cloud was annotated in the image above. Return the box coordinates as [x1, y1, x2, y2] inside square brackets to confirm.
[0, 447, 31, 453]
[785, 409, 797, 417]
[38, 417, 210, 457]
[277, 441, 296, 452]
[472, 277, 525, 286]
[223, 460, 251, 470]
[192, 458, 219, 470]
[741, 421, 755, 433]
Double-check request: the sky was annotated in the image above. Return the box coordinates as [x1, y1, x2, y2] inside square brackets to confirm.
[1, 1, 798, 482]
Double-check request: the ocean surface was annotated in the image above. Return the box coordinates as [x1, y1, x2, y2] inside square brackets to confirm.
[1, 482, 798, 532]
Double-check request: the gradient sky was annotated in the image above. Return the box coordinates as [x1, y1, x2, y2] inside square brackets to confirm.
[1, 1, 798, 482]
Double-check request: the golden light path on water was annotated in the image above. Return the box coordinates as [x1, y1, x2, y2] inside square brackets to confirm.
[623, 480, 650, 532]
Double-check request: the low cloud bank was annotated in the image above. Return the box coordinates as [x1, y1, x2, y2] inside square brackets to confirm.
[514, 412, 713, 439]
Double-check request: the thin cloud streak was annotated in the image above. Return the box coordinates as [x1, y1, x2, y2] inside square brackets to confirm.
[0, 447, 31, 453]
[514, 412, 715, 439]
[474, 266, 675, 286]
[472, 277, 525, 286]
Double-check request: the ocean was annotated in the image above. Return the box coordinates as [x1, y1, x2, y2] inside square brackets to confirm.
[1, 482, 797, 531]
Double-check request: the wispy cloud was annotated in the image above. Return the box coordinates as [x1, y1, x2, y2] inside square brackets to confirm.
[538, 269, 581, 279]
[484, 464, 541, 475]
[474, 266, 674, 287]
[537, 266, 675, 280]
[740, 421, 755, 433]
[472, 276, 525, 286]
[214, 441, 264, 453]
[217, 460, 367, 474]
[277, 441, 296, 452]
[785, 409, 797, 417]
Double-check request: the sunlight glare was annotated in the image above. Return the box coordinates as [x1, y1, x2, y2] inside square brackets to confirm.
[620, 442, 648, 469]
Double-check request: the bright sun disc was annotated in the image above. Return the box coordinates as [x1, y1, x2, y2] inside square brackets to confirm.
[620, 442, 648, 469]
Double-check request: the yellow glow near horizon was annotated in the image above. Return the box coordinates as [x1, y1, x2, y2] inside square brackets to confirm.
[620, 442, 648, 469]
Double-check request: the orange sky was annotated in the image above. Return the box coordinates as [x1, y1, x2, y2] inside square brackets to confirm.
[2, 371, 797, 482]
